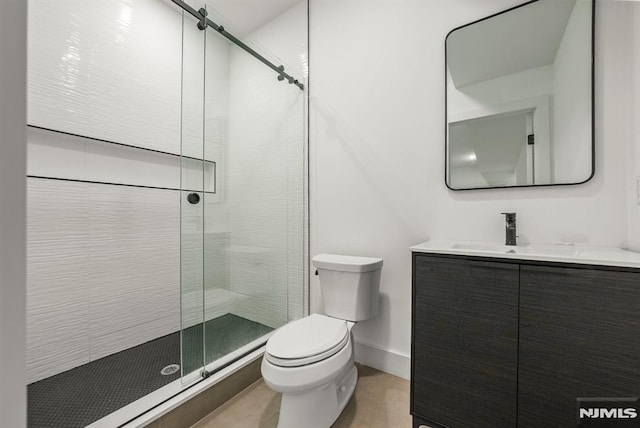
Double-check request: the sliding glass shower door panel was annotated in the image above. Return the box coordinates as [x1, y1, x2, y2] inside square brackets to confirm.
[201, 16, 305, 366]
[180, 3, 305, 383]
[180, 8, 206, 383]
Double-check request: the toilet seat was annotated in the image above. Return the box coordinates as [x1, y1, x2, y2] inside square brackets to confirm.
[266, 314, 349, 367]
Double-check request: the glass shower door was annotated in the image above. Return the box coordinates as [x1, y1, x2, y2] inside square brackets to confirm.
[208, 23, 305, 366]
[180, 7, 206, 383]
[181, 4, 306, 383]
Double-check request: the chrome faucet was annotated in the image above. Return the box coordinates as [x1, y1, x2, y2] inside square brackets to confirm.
[501, 212, 517, 246]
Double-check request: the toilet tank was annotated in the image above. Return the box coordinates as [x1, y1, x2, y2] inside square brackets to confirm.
[312, 254, 383, 322]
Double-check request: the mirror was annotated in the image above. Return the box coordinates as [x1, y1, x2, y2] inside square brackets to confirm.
[445, 0, 594, 190]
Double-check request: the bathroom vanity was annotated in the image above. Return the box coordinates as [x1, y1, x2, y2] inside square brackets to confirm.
[410, 241, 640, 428]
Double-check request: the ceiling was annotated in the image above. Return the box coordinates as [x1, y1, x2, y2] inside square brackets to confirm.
[192, 0, 303, 36]
[447, 0, 578, 88]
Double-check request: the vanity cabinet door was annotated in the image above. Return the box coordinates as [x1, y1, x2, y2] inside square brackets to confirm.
[412, 255, 519, 428]
[518, 265, 640, 428]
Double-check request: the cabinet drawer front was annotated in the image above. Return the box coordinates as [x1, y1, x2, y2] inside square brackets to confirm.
[518, 265, 640, 428]
[412, 255, 518, 428]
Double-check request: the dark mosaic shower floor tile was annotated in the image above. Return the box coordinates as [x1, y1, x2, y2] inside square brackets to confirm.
[182, 314, 274, 375]
[28, 314, 273, 428]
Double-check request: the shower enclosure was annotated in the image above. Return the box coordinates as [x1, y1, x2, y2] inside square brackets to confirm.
[25, 0, 306, 426]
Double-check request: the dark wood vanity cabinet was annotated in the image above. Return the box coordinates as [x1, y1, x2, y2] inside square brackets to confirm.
[411, 253, 640, 428]
[518, 265, 640, 427]
[412, 255, 519, 428]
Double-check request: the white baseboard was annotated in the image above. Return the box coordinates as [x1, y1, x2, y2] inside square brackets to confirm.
[353, 340, 410, 380]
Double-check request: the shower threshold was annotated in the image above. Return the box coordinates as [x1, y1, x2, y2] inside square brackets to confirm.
[27, 314, 273, 428]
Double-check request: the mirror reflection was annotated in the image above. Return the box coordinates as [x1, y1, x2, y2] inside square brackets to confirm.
[446, 0, 593, 190]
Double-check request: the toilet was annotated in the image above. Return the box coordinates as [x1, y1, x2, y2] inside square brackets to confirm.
[261, 254, 383, 428]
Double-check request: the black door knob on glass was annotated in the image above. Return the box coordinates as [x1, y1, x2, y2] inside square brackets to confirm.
[187, 193, 201, 205]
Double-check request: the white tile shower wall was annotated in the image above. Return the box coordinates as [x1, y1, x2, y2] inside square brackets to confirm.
[86, 186, 180, 356]
[27, 127, 181, 190]
[90, 315, 179, 361]
[27, 180, 91, 383]
[27, 0, 183, 154]
[310, 0, 631, 378]
[26, 179, 181, 383]
[24, 129, 216, 195]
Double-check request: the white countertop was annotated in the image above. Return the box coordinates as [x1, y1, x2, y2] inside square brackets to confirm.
[410, 240, 640, 269]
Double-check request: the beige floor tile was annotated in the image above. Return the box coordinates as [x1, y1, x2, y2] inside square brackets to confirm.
[333, 365, 411, 428]
[259, 412, 279, 428]
[191, 364, 411, 428]
[192, 379, 281, 428]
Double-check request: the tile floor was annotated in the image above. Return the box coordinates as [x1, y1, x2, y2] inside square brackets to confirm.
[191, 364, 412, 428]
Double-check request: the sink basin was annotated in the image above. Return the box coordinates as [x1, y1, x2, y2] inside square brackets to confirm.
[450, 243, 516, 253]
[449, 242, 582, 257]
[517, 244, 582, 257]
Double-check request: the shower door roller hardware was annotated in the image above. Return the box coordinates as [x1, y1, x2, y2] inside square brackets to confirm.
[196, 7, 207, 30]
[187, 193, 200, 204]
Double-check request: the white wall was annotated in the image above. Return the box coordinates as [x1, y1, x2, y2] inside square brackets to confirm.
[310, 0, 632, 379]
[626, 2, 640, 251]
[0, 0, 27, 424]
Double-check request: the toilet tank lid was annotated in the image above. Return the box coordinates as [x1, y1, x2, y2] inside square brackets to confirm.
[312, 254, 383, 273]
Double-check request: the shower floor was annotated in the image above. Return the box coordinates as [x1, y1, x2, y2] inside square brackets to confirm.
[27, 314, 273, 428]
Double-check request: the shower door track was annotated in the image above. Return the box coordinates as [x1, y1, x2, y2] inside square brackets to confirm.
[170, 0, 304, 90]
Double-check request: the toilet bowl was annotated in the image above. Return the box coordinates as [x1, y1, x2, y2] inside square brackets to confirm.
[261, 254, 383, 428]
[261, 314, 357, 427]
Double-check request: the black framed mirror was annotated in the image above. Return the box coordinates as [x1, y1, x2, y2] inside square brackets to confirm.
[445, 0, 595, 190]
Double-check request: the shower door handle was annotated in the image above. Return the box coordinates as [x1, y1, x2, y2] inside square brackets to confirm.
[187, 193, 200, 204]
